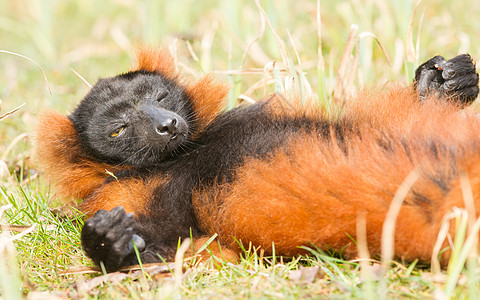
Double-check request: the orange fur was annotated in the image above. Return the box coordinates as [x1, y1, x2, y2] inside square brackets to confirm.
[184, 75, 229, 135]
[343, 85, 470, 140]
[37, 51, 479, 266]
[190, 236, 238, 263]
[34, 111, 129, 202]
[193, 86, 480, 264]
[134, 47, 177, 80]
[80, 176, 166, 217]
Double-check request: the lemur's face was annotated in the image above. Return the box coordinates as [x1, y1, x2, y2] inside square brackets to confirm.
[69, 70, 195, 166]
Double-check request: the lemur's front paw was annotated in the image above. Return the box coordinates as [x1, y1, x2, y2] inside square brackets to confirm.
[81, 206, 145, 272]
[415, 54, 479, 105]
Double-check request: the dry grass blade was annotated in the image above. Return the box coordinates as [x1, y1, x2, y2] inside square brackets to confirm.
[0, 224, 39, 233]
[186, 40, 200, 64]
[406, 0, 423, 62]
[358, 32, 392, 66]
[431, 209, 463, 274]
[346, 41, 360, 92]
[445, 214, 480, 297]
[356, 211, 370, 265]
[460, 172, 476, 230]
[0, 204, 13, 219]
[0, 50, 52, 95]
[70, 68, 92, 88]
[174, 238, 191, 287]
[381, 169, 420, 267]
[254, 0, 289, 66]
[244, 78, 275, 97]
[0, 224, 37, 251]
[1, 133, 28, 162]
[60, 262, 178, 275]
[332, 24, 358, 104]
[288, 266, 322, 283]
[240, 9, 266, 69]
[416, 8, 425, 61]
[0, 103, 25, 122]
[238, 94, 256, 104]
[287, 30, 302, 67]
[200, 20, 218, 71]
[316, 0, 324, 74]
[287, 29, 309, 101]
[213, 68, 281, 75]
[316, 0, 328, 106]
[75, 272, 130, 293]
[59, 266, 102, 275]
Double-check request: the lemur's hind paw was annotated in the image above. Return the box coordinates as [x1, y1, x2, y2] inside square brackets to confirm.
[81, 206, 145, 272]
[415, 54, 479, 105]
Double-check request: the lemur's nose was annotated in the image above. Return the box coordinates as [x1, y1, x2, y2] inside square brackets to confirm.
[156, 117, 178, 138]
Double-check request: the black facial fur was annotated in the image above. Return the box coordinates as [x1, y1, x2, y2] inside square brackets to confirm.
[69, 70, 195, 166]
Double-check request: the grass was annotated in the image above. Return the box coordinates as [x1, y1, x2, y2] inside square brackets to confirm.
[1, 0, 480, 298]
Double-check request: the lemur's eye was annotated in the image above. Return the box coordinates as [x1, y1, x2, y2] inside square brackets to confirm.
[156, 90, 169, 102]
[110, 126, 126, 138]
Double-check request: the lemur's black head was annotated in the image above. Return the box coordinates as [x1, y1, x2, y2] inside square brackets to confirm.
[69, 70, 195, 167]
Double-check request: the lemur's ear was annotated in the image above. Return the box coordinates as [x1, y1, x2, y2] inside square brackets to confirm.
[134, 47, 177, 80]
[185, 75, 230, 135]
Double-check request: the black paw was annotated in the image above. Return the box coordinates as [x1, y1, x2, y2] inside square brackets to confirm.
[81, 206, 146, 272]
[414, 54, 479, 105]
